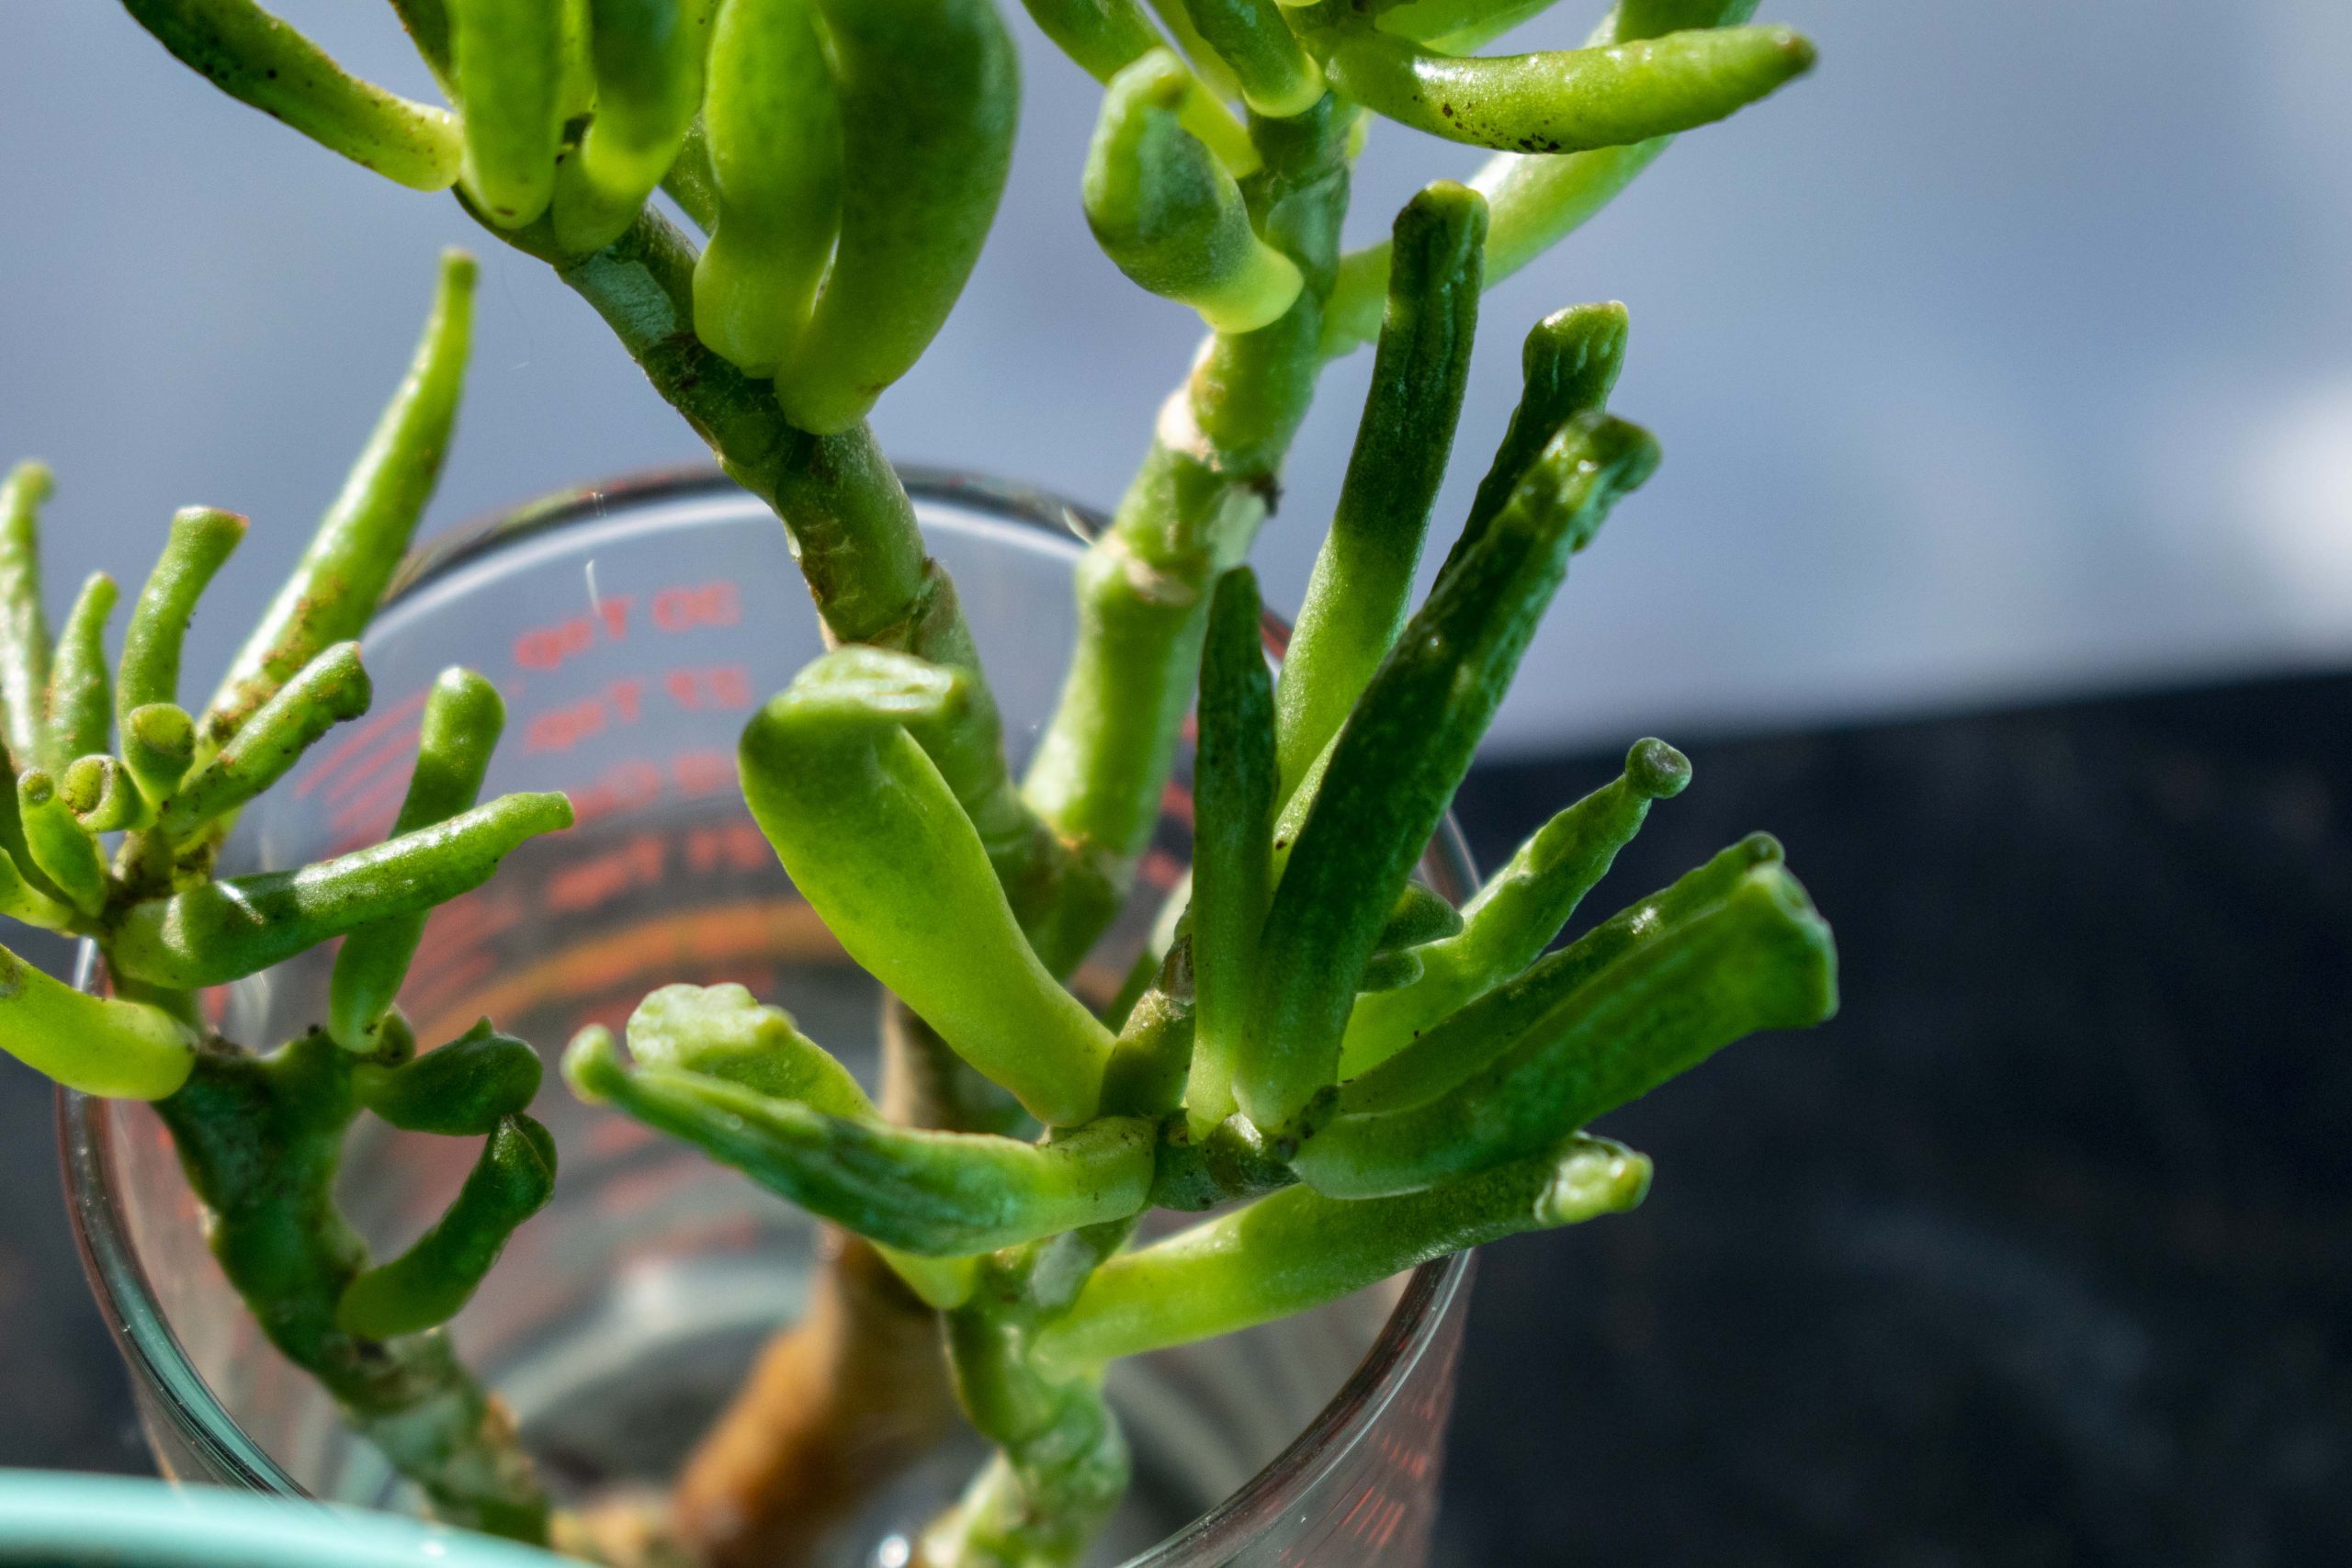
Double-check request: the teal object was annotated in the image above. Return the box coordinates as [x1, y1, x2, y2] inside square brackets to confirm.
[0, 1473, 568, 1566]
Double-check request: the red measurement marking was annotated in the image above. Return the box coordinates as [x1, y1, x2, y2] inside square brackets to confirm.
[1159, 780, 1194, 828]
[684, 818, 771, 874]
[331, 766, 412, 841]
[1140, 848, 1184, 890]
[651, 581, 741, 632]
[567, 758, 664, 828]
[662, 662, 752, 711]
[514, 595, 631, 673]
[672, 749, 736, 798]
[525, 677, 646, 753]
[293, 689, 427, 799]
[546, 832, 667, 916]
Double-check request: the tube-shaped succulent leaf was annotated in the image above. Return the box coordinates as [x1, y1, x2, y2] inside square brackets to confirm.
[121, 704, 198, 809]
[328, 668, 503, 1050]
[336, 1113, 556, 1337]
[1236, 412, 1660, 1131]
[1297, 842, 1836, 1196]
[448, 0, 564, 226]
[0, 844, 75, 931]
[1370, 0, 1566, 52]
[1033, 1134, 1649, 1372]
[1437, 302, 1627, 586]
[119, 508, 247, 764]
[119, 0, 462, 189]
[620, 982, 874, 1115]
[1340, 737, 1685, 1076]
[43, 573, 118, 773]
[0, 461, 54, 773]
[551, 0, 712, 253]
[1319, 1, 1767, 353]
[0, 942, 197, 1098]
[355, 1019, 544, 1134]
[1184, 570, 1274, 1130]
[565, 1028, 1154, 1254]
[107, 791, 573, 988]
[204, 254, 474, 749]
[1339, 831, 1770, 1115]
[692, 0, 841, 374]
[1172, 0, 1322, 117]
[771, 0, 1019, 433]
[738, 649, 1114, 1124]
[1084, 51, 1303, 334]
[1021, 0, 1258, 172]
[62, 755, 151, 834]
[1274, 183, 1484, 801]
[1321, 27, 1812, 155]
[17, 772, 106, 918]
[163, 642, 370, 840]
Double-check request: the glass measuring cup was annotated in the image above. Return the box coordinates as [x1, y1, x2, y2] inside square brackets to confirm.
[62, 468, 1478, 1567]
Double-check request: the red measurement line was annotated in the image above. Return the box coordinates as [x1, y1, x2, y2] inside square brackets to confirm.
[294, 689, 428, 799]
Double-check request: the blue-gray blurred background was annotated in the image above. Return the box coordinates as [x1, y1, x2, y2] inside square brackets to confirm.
[6, 0, 2350, 753]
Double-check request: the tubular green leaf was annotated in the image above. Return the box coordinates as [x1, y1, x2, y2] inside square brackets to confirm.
[552, 0, 714, 253]
[692, 0, 841, 374]
[564, 1028, 1154, 1254]
[1273, 182, 1483, 802]
[737, 649, 1114, 1125]
[119, 507, 247, 749]
[1321, 2, 1769, 353]
[1235, 412, 1660, 1131]
[771, 0, 1019, 434]
[163, 642, 370, 840]
[0, 461, 54, 773]
[1340, 736, 1686, 1075]
[17, 773, 106, 918]
[204, 253, 475, 750]
[1320, 27, 1813, 156]
[1033, 1134, 1649, 1373]
[62, 754, 151, 834]
[619, 982, 873, 1116]
[449, 0, 564, 226]
[1018, 0, 1258, 172]
[1183, 570, 1275, 1131]
[1437, 301, 1627, 586]
[355, 1019, 543, 1136]
[327, 668, 503, 1049]
[0, 845, 76, 930]
[1172, 0, 1322, 118]
[336, 1113, 556, 1337]
[119, 0, 462, 189]
[1085, 51, 1302, 335]
[44, 573, 118, 773]
[1372, 0, 1566, 51]
[0, 942, 196, 1098]
[108, 791, 573, 989]
[122, 704, 198, 810]
[1298, 843, 1837, 1196]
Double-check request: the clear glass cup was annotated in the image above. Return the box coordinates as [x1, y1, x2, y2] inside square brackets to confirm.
[60, 468, 1479, 1567]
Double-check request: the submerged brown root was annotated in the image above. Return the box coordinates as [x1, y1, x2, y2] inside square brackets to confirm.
[669, 1228, 961, 1568]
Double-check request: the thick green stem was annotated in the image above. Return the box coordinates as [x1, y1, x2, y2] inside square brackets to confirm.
[1023, 98, 1355, 953]
[155, 1035, 548, 1540]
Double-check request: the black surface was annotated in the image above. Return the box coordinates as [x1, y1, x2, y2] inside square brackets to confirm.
[2, 671, 2346, 1562]
[1437, 671, 2350, 1568]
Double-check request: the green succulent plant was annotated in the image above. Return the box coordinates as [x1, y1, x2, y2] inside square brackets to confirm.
[7, 0, 1839, 1561]
[0, 255, 571, 1538]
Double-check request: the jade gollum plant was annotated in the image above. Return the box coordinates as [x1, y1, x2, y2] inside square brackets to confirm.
[5, 0, 1833, 1561]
